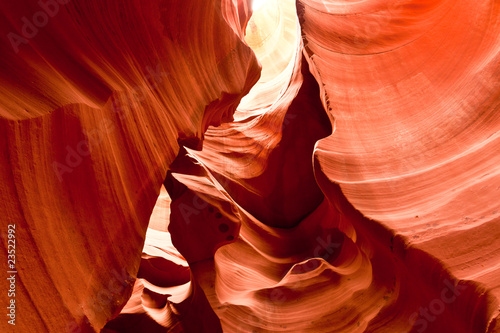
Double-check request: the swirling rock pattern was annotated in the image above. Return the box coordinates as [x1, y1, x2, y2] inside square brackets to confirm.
[0, 0, 258, 331]
[1, 0, 499, 332]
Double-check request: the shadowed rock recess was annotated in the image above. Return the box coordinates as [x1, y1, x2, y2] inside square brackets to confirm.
[0, 0, 499, 332]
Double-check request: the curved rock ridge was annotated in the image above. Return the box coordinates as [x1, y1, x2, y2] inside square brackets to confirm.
[298, 0, 500, 225]
[0, 0, 259, 331]
[103, 225, 222, 333]
[156, 52, 496, 332]
[1, 0, 499, 332]
[298, 0, 500, 330]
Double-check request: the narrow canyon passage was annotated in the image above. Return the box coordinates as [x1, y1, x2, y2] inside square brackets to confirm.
[1, 0, 499, 332]
[105, 1, 500, 332]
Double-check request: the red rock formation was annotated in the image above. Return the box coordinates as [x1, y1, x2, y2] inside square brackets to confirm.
[298, 0, 500, 331]
[1, 0, 500, 332]
[0, 0, 258, 331]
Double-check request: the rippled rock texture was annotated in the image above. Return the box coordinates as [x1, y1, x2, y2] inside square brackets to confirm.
[1, 0, 499, 332]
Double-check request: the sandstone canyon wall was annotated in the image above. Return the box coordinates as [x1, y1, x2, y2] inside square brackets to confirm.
[1, 0, 499, 332]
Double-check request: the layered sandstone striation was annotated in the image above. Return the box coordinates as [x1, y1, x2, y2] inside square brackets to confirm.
[1, 0, 499, 332]
[1, 0, 258, 331]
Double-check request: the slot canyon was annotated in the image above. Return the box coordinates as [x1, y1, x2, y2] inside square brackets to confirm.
[1, 0, 500, 332]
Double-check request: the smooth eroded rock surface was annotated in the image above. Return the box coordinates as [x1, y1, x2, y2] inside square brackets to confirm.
[1, 0, 499, 332]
